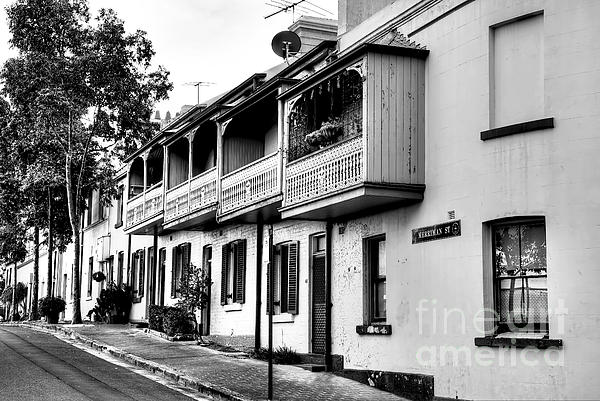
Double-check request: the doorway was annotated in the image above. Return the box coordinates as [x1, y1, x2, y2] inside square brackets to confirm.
[201, 245, 212, 336]
[157, 248, 166, 306]
[310, 234, 326, 354]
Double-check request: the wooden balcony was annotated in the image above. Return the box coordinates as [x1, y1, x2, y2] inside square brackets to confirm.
[125, 182, 164, 234]
[280, 136, 424, 220]
[219, 152, 281, 222]
[163, 167, 218, 230]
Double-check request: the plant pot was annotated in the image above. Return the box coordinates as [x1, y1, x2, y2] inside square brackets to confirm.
[46, 312, 59, 324]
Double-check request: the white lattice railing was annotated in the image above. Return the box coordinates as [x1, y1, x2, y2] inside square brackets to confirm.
[190, 167, 217, 212]
[164, 167, 218, 222]
[284, 136, 363, 206]
[165, 181, 189, 222]
[126, 182, 163, 229]
[221, 152, 280, 214]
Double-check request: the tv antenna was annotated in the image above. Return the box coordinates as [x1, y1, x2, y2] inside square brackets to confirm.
[183, 81, 215, 104]
[264, 0, 333, 20]
[271, 30, 302, 63]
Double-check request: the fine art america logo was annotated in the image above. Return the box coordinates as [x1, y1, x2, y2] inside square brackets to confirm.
[412, 299, 567, 368]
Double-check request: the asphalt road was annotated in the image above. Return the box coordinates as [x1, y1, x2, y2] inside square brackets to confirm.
[0, 326, 202, 401]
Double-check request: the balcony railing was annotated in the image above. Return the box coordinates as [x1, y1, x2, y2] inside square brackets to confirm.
[284, 136, 363, 207]
[221, 152, 280, 214]
[126, 182, 163, 229]
[165, 167, 217, 222]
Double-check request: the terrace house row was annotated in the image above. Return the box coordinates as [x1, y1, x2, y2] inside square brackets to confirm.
[5, 1, 600, 399]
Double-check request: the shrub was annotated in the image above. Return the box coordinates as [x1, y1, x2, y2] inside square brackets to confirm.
[273, 346, 301, 364]
[39, 297, 66, 323]
[163, 306, 193, 337]
[148, 305, 168, 332]
[87, 282, 132, 323]
[249, 346, 301, 365]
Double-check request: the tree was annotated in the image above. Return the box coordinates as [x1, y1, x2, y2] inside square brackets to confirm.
[176, 263, 212, 342]
[2, 0, 172, 323]
[1, 282, 28, 319]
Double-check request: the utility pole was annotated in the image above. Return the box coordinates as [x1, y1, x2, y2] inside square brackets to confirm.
[267, 225, 274, 400]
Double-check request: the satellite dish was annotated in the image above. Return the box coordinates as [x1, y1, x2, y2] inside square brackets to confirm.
[271, 31, 302, 59]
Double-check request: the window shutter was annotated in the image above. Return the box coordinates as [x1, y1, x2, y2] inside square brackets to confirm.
[287, 241, 299, 315]
[221, 244, 229, 305]
[235, 239, 246, 304]
[138, 250, 145, 297]
[181, 243, 191, 293]
[266, 259, 271, 314]
[171, 247, 177, 298]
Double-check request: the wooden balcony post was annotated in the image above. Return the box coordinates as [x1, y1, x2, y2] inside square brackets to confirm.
[187, 130, 195, 209]
[142, 149, 150, 217]
[162, 145, 168, 211]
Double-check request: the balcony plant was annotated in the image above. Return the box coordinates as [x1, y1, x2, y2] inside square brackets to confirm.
[305, 116, 344, 149]
[38, 296, 66, 324]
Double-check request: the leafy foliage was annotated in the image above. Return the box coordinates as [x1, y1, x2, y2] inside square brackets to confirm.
[250, 346, 301, 365]
[0, 282, 28, 305]
[38, 296, 66, 316]
[163, 307, 193, 337]
[176, 263, 211, 337]
[148, 305, 168, 332]
[2, 0, 172, 323]
[87, 282, 131, 323]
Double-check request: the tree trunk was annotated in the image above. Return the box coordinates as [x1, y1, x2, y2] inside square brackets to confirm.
[11, 262, 17, 321]
[47, 187, 53, 298]
[65, 155, 82, 324]
[30, 227, 40, 320]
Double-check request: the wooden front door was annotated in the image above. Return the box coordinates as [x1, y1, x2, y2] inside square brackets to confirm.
[201, 246, 212, 336]
[311, 234, 326, 354]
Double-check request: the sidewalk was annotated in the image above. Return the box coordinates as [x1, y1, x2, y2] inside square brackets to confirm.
[19, 322, 408, 401]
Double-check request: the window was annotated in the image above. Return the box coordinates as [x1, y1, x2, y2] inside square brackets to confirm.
[364, 235, 386, 324]
[492, 218, 547, 334]
[267, 242, 299, 315]
[171, 243, 191, 298]
[491, 13, 544, 127]
[131, 249, 145, 300]
[86, 189, 104, 226]
[221, 240, 246, 305]
[115, 186, 124, 228]
[107, 255, 114, 284]
[87, 257, 93, 298]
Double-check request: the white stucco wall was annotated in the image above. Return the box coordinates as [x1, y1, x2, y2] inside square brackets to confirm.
[330, 0, 600, 399]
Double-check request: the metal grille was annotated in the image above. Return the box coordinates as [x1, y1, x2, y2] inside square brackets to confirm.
[312, 255, 326, 354]
[288, 70, 363, 162]
[499, 286, 548, 324]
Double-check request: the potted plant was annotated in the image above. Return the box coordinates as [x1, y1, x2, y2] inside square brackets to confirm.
[38, 297, 66, 324]
[305, 116, 343, 149]
[87, 282, 132, 323]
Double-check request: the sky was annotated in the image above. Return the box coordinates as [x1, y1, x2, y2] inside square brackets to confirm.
[0, 0, 338, 118]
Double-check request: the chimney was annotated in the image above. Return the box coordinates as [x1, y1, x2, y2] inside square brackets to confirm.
[338, 0, 395, 35]
[288, 16, 338, 55]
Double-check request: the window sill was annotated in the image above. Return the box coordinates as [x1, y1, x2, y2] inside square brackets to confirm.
[480, 117, 554, 141]
[132, 296, 143, 304]
[474, 336, 562, 349]
[356, 324, 392, 335]
[223, 303, 242, 312]
[273, 313, 295, 324]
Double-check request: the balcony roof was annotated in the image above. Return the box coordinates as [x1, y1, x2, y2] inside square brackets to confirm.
[279, 42, 429, 100]
[216, 40, 338, 122]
